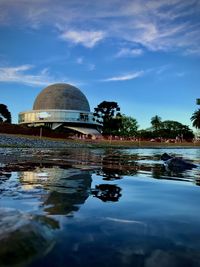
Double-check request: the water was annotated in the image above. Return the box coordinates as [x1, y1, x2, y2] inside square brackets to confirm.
[0, 148, 200, 267]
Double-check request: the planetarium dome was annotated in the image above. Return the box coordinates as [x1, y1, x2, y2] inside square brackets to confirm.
[19, 83, 101, 136]
[33, 83, 90, 112]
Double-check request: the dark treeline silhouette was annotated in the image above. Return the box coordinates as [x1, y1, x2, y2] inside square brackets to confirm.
[93, 100, 195, 140]
[144, 117, 194, 140]
[191, 109, 200, 129]
[93, 101, 122, 135]
[1, 99, 199, 140]
[0, 104, 11, 123]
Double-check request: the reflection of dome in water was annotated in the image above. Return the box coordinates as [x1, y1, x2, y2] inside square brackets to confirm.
[20, 168, 92, 216]
[33, 83, 90, 111]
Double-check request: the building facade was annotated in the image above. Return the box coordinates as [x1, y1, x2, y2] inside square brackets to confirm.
[18, 83, 101, 136]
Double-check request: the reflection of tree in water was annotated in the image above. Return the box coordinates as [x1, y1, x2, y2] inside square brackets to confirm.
[96, 168, 123, 180]
[152, 164, 187, 180]
[151, 163, 200, 186]
[151, 164, 167, 179]
[99, 151, 200, 186]
[96, 152, 139, 180]
[92, 184, 122, 202]
[195, 178, 200, 186]
[0, 171, 11, 185]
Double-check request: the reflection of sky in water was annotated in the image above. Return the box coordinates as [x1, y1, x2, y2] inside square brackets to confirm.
[0, 148, 200, 267]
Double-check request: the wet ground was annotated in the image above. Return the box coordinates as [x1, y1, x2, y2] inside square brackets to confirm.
[0, 147, 200, 267]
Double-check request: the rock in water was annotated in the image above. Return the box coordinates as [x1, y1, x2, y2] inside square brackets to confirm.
[161, 153, 197, 171]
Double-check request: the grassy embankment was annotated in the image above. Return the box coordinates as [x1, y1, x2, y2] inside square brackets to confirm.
[0, 133, 199, 148]
[0, 123, 199, 148]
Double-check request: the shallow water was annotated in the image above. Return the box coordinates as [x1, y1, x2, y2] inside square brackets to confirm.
[0, 148, 200, 267]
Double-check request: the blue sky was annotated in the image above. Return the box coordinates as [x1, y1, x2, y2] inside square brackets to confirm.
[0, 0, 200, 129]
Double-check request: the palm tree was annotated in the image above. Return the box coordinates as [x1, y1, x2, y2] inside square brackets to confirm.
[191, 109, 200, 129]
[151, 115, 162, 132]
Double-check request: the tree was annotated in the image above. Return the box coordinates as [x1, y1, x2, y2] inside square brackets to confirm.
[151, 115, 162, 132]
[0, 104, 11, 123]
[139, 129, 154, 139]
[158, 120, 194, 139]
[191, 109, 200, 129]
[118, 115, 139, 138]
[93, 101, 121, 135]
[140, 119, 194, 140]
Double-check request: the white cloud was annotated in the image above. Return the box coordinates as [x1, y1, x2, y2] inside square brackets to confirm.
[103, 71, 144, 81]
[60, 30, 105, 48]
[0, 0, 199, 54]
[0, 65, 78, 86]
[116, 48, 144, 57]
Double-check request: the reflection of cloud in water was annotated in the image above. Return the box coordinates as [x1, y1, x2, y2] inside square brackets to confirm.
[0, 208, 58, 267]
[105, 217, 146, 225]
[0, 167, 92, 266]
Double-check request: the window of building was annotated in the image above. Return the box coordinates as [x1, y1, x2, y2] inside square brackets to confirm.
[80, 113, 89, 121]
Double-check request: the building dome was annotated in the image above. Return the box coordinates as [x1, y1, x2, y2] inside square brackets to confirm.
[33, 83, 90, 112]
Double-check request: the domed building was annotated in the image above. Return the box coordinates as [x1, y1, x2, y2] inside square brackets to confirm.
[18, 83, 101, 136]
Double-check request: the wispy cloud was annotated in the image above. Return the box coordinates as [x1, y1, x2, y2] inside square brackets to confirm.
[26, 7, 48, 29]
[75, 57, 95, 71]
[115, 48, 144, 57]
[0, 65, 79, 86]
[0, 0, 199, 54]
[103, 71, 144, 82]
[184, 47, 200, 56]
[60, 30, 105, 48]
[156, 65, 171, 74]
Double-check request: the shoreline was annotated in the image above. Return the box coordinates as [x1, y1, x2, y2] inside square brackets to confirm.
[0, 133, 199, 149]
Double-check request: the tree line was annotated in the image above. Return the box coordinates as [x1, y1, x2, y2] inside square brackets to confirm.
[0, 104, 11, 123]
[1, 100, 199, 140]
[93, 101, 200, 140]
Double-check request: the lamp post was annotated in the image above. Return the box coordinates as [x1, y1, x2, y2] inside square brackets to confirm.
[39, 127, 43, 139]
